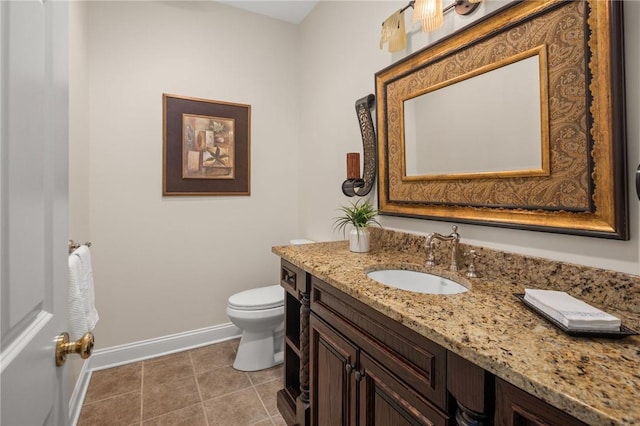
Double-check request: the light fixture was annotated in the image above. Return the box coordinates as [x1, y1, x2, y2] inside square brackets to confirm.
[380, 0, 482, 52]
[380, 9, 407, 52]
[412, 0, 443, 32]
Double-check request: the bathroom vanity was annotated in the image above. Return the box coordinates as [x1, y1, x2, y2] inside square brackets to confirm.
[274, 230, 640, 426]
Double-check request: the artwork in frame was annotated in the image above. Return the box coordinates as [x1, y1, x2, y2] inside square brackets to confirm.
[183, 114, 235, 179]
[163, 94, 251, 196]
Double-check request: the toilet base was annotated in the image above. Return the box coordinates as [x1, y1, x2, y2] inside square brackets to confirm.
[233, 331, 284, 372]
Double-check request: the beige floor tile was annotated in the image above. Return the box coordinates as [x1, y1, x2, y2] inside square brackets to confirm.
[197, 365, 251, 401]
[142, 376, 200, 420]
[203, 387, 270, 426]
[84, 363, 142, 404]
[78, 391, 141, 426]
[143, 352, 194, 388]
[189, 339, 237, 374]
[247, 364, 283, 386]
[79, 340, 285, 426]
[251, 419, 274, 425]
[143, 350, 191, 366]
[142, 403, 207, 426]
[255, 379, 281, 416]
[271, 414, 287, 426]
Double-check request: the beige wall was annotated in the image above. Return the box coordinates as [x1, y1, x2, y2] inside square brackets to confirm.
[75, 1, 301, 349]
[69, 0, 640, 351]
[69, 1, 90, 242]
[68, 0, 91, 404]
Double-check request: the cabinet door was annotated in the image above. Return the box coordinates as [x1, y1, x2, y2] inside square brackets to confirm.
[495, 378, 587, 426]
[310, 314, 358, 426]
[358, 352, 451, 426]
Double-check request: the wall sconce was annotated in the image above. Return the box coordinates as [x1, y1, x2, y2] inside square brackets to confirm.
[342, 94, 376, 197]
[380, 0, 482, 52]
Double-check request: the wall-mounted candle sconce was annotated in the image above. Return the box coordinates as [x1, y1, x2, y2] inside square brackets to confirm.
[342, 94, 376, 197]
[380, 0, 482, 52]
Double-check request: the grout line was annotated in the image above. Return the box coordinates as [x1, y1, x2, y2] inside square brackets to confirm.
[139, 402, 205, 425]
[189, 351, 210, 426]
[252, 378, 272, 422]
[85, 389, 141, 405]
[249, 374, 281, 388]
[199, 381, 255, 404]
[202, 402, 209, 426]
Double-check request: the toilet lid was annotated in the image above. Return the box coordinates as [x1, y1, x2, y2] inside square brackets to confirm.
[228, 285, 284, 310]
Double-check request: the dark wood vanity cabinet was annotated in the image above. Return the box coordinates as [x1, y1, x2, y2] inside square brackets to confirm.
[278, 260, 311, 426]
[309, 315, 357, 425]
[310, 315, 451, 425]
[277, 260, 590, 426]
[310, 277, 452, 426]
[494, 379, 587, 426]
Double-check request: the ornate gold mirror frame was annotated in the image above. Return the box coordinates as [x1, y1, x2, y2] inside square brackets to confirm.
[376, 0, 628, 239]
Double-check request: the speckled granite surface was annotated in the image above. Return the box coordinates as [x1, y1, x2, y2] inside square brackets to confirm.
[273, 228, 640, 426]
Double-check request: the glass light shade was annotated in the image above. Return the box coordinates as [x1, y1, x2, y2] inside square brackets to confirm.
[380, 9, 407, 52]
[412, 0, 443, 32]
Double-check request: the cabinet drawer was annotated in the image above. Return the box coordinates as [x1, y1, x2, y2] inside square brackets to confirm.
[281, 260, 304, 296]
[311, 277, 449, 412]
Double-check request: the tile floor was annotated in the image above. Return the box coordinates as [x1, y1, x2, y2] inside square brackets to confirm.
[78, 339, 286, 426]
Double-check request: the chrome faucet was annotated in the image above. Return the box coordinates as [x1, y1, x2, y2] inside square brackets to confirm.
[425, 226, 460, 271]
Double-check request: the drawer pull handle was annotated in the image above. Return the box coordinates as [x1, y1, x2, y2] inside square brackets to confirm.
[355, 371, 365, 381]
[282, 270, 296, 284]
[345, 363, 354, 374]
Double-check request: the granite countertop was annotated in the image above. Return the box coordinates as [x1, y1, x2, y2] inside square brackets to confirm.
[272, 239, 640, 426]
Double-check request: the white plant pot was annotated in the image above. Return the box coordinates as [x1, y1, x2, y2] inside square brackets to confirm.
[349, 228, 370, 253]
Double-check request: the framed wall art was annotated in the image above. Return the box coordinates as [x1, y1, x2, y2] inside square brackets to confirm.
[163, 94, 251, 196]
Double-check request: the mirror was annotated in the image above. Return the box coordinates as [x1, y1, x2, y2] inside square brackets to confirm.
[376, 0, 628, 239]
[403, 51, 547, 179]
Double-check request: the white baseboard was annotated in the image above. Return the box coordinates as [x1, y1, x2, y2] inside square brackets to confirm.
[68, 322, 241, 425]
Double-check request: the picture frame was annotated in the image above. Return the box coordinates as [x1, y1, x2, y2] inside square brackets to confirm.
[163, 94, 251, 196]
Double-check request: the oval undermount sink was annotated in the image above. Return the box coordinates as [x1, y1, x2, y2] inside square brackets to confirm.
[366, 269, 468, 295]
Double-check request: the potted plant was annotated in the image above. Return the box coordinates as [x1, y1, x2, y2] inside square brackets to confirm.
[333, 198, 380, 253]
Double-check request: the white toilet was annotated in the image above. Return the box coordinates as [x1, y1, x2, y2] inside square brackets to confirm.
[227, 285, 285, 371]
[227, 239, 313, 372]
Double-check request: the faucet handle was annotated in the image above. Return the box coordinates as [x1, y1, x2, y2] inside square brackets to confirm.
[465, 249, 480, 278]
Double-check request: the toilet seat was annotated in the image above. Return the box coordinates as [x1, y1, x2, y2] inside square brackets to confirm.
[228, 285, 283, 311]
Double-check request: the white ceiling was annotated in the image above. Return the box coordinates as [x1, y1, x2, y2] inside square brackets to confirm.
[217, 1, 319, 24]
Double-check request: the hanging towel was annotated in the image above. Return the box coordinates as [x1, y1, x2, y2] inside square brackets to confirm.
[68, 245, 99, 341]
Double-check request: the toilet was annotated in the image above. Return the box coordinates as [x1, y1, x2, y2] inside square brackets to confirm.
[227, 239, 313, 371]
[227, 285, 285, 371]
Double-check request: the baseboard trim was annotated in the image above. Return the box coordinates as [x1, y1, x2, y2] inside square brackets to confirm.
[68, 323, 241, 425]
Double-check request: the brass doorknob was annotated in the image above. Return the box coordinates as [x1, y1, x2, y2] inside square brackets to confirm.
[55, 332, 94, 366]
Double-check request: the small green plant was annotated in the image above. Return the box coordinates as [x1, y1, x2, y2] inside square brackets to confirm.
[333, 198, 380, 236]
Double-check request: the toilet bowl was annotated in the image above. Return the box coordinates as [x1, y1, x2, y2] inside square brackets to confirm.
[226, 285, 285, 371]
[227, 239, 313, 371]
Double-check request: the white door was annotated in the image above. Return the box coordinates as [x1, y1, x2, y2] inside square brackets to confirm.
[0, 1, 70, 425]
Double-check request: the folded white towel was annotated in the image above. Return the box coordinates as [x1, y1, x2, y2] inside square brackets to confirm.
[68, 245, 99, 341]
[524, 289, 620, 331]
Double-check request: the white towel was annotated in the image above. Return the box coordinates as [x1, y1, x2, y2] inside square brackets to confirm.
[68, 245, 99, 341]
[524, 289, 620, 331]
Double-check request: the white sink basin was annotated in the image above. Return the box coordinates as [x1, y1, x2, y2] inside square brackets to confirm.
[366, 269, 468, 295]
